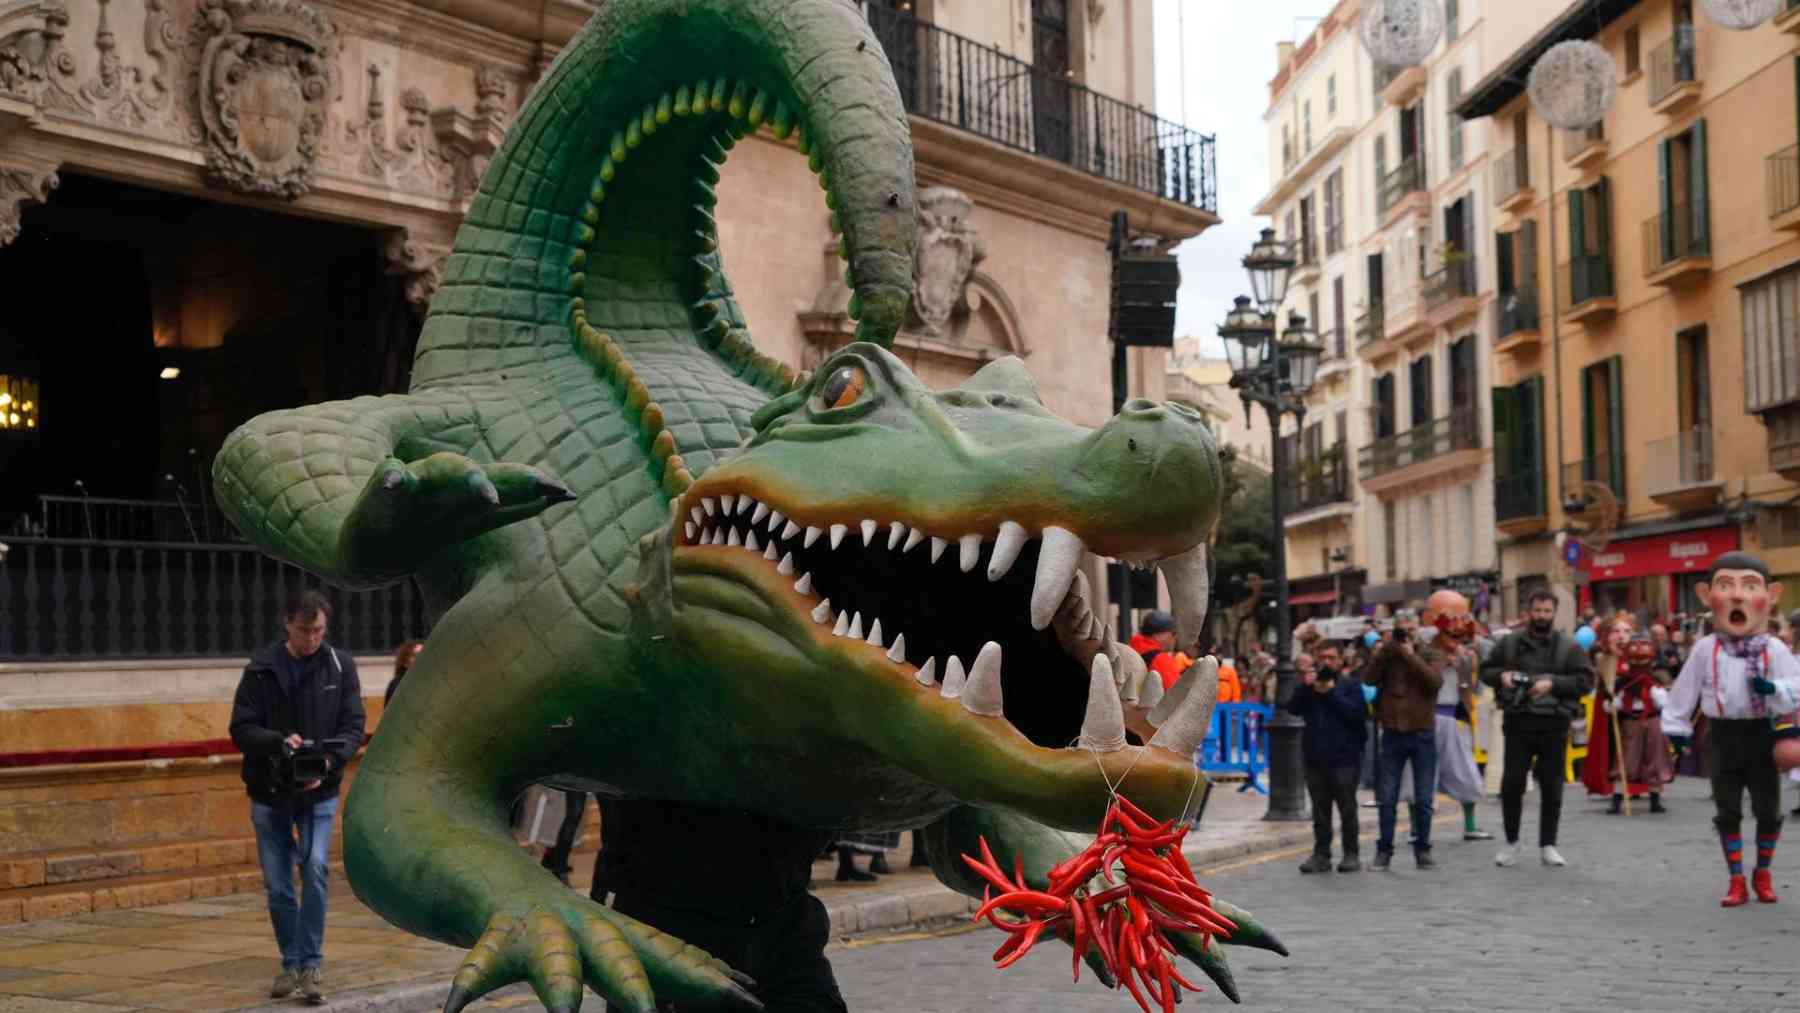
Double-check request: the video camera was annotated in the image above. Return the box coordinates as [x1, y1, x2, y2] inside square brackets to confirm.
[278, 738, 349, 788]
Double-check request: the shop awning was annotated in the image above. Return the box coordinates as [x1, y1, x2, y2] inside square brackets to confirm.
[1287, 590, 1337, 606]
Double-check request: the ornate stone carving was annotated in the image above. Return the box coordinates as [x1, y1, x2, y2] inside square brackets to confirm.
[432, 64, 512, 205]
[0, 0, 87, 116]
[80, 0, 182, 129]
[911, 186, 986, 335]
[384, 229, 449, 315]
[196, 0, 337, 199]
[0, 154, 57, 247]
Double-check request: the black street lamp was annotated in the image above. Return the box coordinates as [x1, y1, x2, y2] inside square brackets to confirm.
[1218, 229, 1322, 823]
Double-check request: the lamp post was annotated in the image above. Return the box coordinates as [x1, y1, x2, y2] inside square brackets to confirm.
[1218, 228, 1322, 823]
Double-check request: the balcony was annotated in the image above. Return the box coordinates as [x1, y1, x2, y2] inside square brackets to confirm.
[1770, 403, 1800, 481]
[1557, 255, 1616, 327]
[1648, 34, 1700, 115]
[1252, 125, 1355, 215]
[1293, 231, 1321, 286]
[865, 5, 1216, 212]
[1381, 65, 1427, 108]
[1769, 144, 1800, 231]
[1357, 407, 1483, 494]
[1378, 156, 1429, 228]
[1644, 425, 1723, 512]
[1561, 456, 1626, 512]
[1641, 202, 1711, 287]
[1324, 220, 1345, 258]
[1563, 124, 1609, 174]
[1492, 152, 1534, 215]
[1495, 288, 1542, 355]
[1423, 253, 1480, 329]
[1282, 451, 1353, 527]
[1315, 329, 1354, 384]
[1495, 467, 1549, 536]
[1354, 302, 1394, 361]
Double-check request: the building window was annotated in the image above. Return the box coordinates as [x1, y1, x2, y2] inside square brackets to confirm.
[1445, 0, 1460, 41]
[1742, 264, 1800, 414]
[1374, 372, 1397, 438]
[1654, 119, 1710, 266]
[1409, 354, 1434, 427]
[1332, 275, 1347, 357]
[1324, 168, 1345, 254]
[1384, 501, 1398, 580]
[1493, 375, 1546, 521]
[1677, 325, 1711, 433]
[1446, 68, 1465, 171]
[1327, 74, 1337, 116]
[1580, 355, 1625, 499]
[1566, 177, 1614, 304]
[1304, 101, 1313, 151]
[1625, 25, 1641, 76]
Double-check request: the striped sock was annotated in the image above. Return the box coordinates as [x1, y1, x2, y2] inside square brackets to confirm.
[1722, 832, 1744, 875]
[1757, 833, 1779, 870]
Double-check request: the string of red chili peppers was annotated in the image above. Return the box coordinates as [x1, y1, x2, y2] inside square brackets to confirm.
[960, 794, 1235, 1013]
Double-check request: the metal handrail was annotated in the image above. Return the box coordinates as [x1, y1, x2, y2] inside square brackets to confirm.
[1355, 302, 1386, 346]
[1423, 253, 1478, 313]
[1497, 287, 1540, 339]
[1648, 32, 1697, 107]
[1495, 467, 1546, 522]
[1644, 425, 1716, 493]
[1642, 200, 1708, 274]
[1768, 144, 1799, 219]
[1357, 406, 1480, 480]
[1283, 451, 1351, 513]
[1378, 155, 1424, 216]
[1492, 151, 1528, 204]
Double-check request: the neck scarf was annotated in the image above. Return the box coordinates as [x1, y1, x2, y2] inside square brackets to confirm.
[1719, 632, 1771, 717]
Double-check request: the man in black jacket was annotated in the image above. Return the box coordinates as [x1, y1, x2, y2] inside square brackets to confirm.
[1481, 588, 1593, 870]
[1289, 645, 1367, 874]
[229, 590, 366, 1005]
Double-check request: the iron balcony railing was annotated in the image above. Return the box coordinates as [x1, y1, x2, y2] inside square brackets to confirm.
[1296, 230, 1318, 268]
[1495, 466, 1547, 522]
[1557, 253, 1615, 309]
[1282, 451, 1351, 513]
[1648, 32, 1697, 107]
[1768, 144, 1799, 219]
[1642, 200, 1709, 274]
[1492, 151, 1528, 205]
[16, 494, 241, 543]
[1497, 286, 1540, 339]
[864, 4, 1217, 212]
[1644, 425, 1716, 494]
[1563, 122, 1606, 160]
[0, 536, 429, 661]
[1562, 455, 1626, 506]
[1357, 406, 1480, 480]
[1324, 218, 1344, 256]
[1423, 253, 1478, 314]
[1321, 326, 1347, 360]
[1378, 155, 1425, 217]
[1355, 303, 1386, 346]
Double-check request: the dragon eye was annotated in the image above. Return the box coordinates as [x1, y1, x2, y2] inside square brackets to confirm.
[817, 364, 869, 411]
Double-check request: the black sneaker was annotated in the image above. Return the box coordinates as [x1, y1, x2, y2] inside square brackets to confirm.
[1298, 853, 1333, 874]
[1337, 855, 1362, 873]
[1650, 794, 1667, 814]
[1606, 794, 1623, 815]
[1372, 850, 1393, 870]
[1415, 851, 1437, 869]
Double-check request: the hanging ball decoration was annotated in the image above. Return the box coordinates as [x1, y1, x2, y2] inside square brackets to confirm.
[1359, 0, 1445, 70]
[1701, 0, 1780, 30]
[1527, 39, 1619, 130]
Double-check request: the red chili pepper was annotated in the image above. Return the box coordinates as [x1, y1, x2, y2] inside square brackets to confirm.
[973, 890, 1068, 923]
[995, 919, 1047, 969]
[1068, 895, 1087, 984]
[1155, 954, 1178, 1013]
[961, 853, 1020, 896]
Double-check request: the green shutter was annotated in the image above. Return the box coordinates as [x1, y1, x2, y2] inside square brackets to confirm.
[1580, 361, 1595, 467]
[1606, 355, 1625, 497]
[1657, 137, 1673, 264]
[1690, 119, 1709, 255]
[1521, 218, 1539, 284]
[1594, 177, 1614, 297]
[1568, 187, 1587, 302]
[1522, 376, 1544, 513]
[1496, 230, 1515, 296]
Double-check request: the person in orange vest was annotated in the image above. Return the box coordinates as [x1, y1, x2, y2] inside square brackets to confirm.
[1128, 611, 1187, 691]
[1217, 658, 1243, 704]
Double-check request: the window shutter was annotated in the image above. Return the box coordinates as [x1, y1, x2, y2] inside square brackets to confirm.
[1657, 137, 1673, 263]
[1521, 218, 1539, 285]
[1580, 361, 1595, 465]
[1568, 187, 1586, 302]
[1593, 177, 1614, 296]
[1606, 355, 1625, 495]
[1492, 384, 1514, 472]
[1495, 230, 1515, 297]
[1522, 376, 1544, 511]
[1690, 119, 1709, 255]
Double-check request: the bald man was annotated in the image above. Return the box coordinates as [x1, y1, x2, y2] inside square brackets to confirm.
[1423, 590, 1494, 844]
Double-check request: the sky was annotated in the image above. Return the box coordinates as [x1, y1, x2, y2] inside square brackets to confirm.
[1152, 0, 1326, 356]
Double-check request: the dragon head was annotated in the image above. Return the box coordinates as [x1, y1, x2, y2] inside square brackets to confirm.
[652, 346, 1223, 833]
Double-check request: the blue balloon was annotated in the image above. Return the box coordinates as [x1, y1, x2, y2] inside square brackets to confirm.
[1574, 626, 1596, 651]
[1361, 683, 1378, 704]
[1363, 631, 1380, 648]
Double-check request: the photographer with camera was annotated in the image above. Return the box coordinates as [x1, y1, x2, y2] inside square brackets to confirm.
[229, 590, 366, 1005]
[1481, 588, 1593, 870]
[1363, 609, 1445, 870]
[1289, 646, 1367, 874]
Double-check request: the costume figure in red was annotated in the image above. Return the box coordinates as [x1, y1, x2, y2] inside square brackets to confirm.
[1583, 638, 1672, 813]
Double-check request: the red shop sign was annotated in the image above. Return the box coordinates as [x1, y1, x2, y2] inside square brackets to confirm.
[1582, 527, 1739, 581]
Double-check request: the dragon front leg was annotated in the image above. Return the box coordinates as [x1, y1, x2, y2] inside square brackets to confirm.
[212, 389, 572, 588]
[920, 804, 1286, 1005]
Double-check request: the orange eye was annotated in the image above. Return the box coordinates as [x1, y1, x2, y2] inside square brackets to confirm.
[817, 364, 868, 410]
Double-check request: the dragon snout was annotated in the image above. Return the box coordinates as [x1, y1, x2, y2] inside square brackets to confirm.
[1081, 399, 1220, 554]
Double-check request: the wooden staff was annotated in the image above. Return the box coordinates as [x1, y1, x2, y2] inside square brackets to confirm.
[1601, 654, 1631, 816]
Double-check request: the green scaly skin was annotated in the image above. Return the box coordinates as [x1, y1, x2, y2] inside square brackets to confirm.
[212, 2, 1279, 1008]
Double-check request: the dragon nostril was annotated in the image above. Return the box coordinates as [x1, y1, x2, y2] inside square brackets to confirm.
[1128, 438, 1138, 452]
[988, 394, 1008, 407]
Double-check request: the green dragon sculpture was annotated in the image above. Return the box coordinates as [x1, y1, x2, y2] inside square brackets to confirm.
[214, 1, 1279, 1009]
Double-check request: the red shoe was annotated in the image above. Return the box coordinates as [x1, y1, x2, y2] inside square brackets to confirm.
[1753, 869, 1778, 904]
[1722, 875, 1750, 907]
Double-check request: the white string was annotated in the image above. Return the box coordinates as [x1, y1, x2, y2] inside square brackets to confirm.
[1081, 738, 1206, 826]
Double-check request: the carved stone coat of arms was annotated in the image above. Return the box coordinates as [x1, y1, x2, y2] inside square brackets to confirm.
[197, 0, 336, 199]
[910, 186, 987, 335]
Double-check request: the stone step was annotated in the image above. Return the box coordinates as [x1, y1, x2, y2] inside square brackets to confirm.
[0, 857, 347, 924]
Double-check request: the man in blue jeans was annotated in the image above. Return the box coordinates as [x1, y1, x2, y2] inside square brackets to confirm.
[1362, 609, 1445, 870]
[230, 591, 365, 1004]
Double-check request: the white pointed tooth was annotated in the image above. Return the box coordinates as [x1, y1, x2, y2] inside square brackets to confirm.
[829, 524, 848, 549]
[939, 656, 967, 698]
[903, 527, 926, 553]
[708, 528, 724, 546]
[915, 657, 937, 686]
[691, 507, 705, 527]
[778, 552, 796, 576]
[804, 525, 824, 548]
[930, 536, 948, 563]
[744, 530, 760, 553]
[702, 497, 717, 516]
[833, 611, 850, 636]
[684, 521, 696, 542]
[961, 641, 1005, 716]
[740, 496, 757, 516]
[887, 521, 906, 550]
[1073, 568, 1091, 605]
[1028, 526, 1085, 630]
[751, 501, 770, 524]
[720, 494, 737, 515]
[764, 540, 780, 561]
[1150, 658, 1219, 758]
[768, 509, 786, 533]
[887, 633, 907, 663]
[1137, 663, 1166, 710]
[1083, 612, 1103, 642]
[847, 612, 864, 640]
[782, 519, 801, 541]
[1078, 653, 1126, 752]
[726, 528, 741, 548]
[861, 519, 879, 546]
[987, 521, 1027, 582]
[794, 572, 814, 595]
[1114, 644, 1147, 701]
[959, 534, 982, 573]
[865, 618, 884, 648]
[1160, 542, 1212, 651]
[812, 598, 833, 624]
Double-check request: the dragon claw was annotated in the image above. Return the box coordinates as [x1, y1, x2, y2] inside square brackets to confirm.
[343, 454, 575, 580]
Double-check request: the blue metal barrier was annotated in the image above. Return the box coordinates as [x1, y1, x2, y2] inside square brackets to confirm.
[1199, 703, 1274, 795]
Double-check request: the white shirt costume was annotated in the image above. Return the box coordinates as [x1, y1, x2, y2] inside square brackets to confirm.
[1662, 634, 1800, 739]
